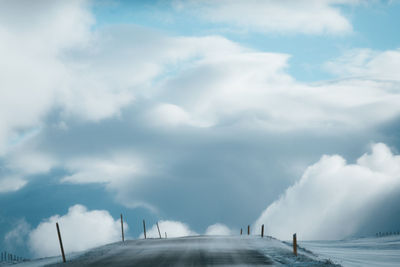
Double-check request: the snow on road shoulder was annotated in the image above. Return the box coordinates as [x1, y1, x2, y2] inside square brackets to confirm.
[299, 235, 400, 267]
[249, 236, 340, 266]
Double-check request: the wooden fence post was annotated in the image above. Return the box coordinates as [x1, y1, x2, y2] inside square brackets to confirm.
[240, 228, 242, 235]
[143, 220, 147, 239]
[156, 222, 162, 239]
[120, 214, 125, 242]
[56, 222, 66, 263]
[248, 225, 250, 235]
[293, 233, 297, 256]
[261, 224, 264, 238]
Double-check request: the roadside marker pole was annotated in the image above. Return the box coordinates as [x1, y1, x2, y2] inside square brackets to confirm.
[56, 222, 66, 263]
[293, 233, 297, 256]
[261, 224, 264, 238]
[156, 222, 162, 239]
[143, 220, 147, 239]
[120, 214, 125, 242]
[248, 225, 250, 235]
[240, 228, 242, 235]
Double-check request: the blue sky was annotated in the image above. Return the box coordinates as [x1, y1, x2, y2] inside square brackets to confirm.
[1, 0, 400, 259]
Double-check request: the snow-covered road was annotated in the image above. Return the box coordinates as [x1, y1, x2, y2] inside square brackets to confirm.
[38, 236, 338, 266]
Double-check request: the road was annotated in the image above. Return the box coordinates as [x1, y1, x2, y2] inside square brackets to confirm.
[44, 236, 338, 267]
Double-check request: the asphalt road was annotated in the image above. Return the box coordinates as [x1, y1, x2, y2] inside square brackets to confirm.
[46, 236, 339, 267]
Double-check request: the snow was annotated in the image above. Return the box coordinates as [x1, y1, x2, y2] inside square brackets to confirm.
[7, 236, 337, 266]
[6, 235, 400, 266]
[299, 235, 400, 267]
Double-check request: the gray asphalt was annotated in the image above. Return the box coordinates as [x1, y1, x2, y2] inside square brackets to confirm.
[45, 236, 340, 267]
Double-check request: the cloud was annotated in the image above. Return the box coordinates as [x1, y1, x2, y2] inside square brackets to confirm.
[0, 176, 27, 193]
[141, 220, 197, 238]
[0, 144, 57, 194]
[172, 0, 356, 34]
[6, 149, 57, 176]
[142, 221, 232, 238]
[254, 143, 400, 240]
[61, 153, 142, 185]
[0, 0, 94, 155]
[324, 48, 400, 81]
[155, 49, 400, 132]
[28, 205, 126, 257]
[205, 223, 232, 236]
[59, 153, 159, 211]
[1, 0, 400, 198]
[147, 103, 212, 128]
[4, 219, 31, 250]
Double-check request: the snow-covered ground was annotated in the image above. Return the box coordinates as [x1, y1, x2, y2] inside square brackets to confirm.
[5, 235, 399, 266]
[299, 235, 400, 267]
[0, 251, 83, 267]
[5, 236, 338, 266]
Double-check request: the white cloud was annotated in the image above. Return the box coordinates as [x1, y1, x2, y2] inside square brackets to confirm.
[7, 150, 57, 176]
[156, 49, 400, 132]
[0, 144, 58, 194]
[254, 143, 400, 240]
[4, 219, 31, 250]
[325, 48, 400, 81]
[173, 0, 356, 34]
[0, 0, 94, 155]
[0, 176, 27, 193]
[141, 221, 232, 238]
[0, 0, 242, 156]
[2, 0, 400, 212]
[60, 154, 159, 211]
[141, 220, 197, 238]
[61, 153, 142, 185]
[147, 103, 213, 128]
[205, 223, 232, 236]
[28, 205, 126, 257]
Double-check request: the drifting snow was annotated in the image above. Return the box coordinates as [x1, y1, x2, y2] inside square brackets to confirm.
[300, 235, 400, 267]
[9, 236, 338, 266]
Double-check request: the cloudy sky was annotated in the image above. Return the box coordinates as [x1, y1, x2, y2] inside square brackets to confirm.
[1, 0, 400, 258]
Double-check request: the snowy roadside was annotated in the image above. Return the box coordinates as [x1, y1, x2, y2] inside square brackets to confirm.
[299, 235, 400, 267]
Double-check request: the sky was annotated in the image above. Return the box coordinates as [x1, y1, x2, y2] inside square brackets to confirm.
[1, 0, 400, 259]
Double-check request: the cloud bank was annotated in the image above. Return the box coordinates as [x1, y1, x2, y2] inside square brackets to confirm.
[254, 143, 400, 240]
[141, 220, 197, 239]
[173, 0, 356, 34]
[1, 0, 400, 198]
[28, 205, 126, 257]
[205, 223, 232, 236]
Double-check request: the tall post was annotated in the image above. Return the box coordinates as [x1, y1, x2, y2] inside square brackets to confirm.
[293, 233, 297, 256]
[120, 214, 125, 242]
[56, 222, 66, 263]
[261, 224, 264, 238]
[143, 220, 147, 239]
[240, 228, 243, 235]
[247, 225, 250, 235]
[156, 222, 162, 239]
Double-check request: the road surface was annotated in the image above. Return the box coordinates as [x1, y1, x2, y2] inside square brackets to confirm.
[39, 236, 339, 266]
